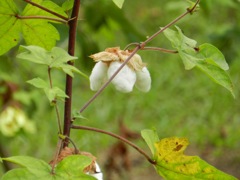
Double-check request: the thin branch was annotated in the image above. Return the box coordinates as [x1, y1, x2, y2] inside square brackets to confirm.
[142, 47, 178, 54]
[48, 67, 62, 134]
[16, 15, 68, 24]
[78, 0, 200, 114]
[23, 0, 69, 21]
[71, 125, 156, 165]
[63, 0, 81, 148]
[51, 139, 63, 174]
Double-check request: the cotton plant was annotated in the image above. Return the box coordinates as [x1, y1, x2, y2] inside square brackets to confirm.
[89, 47, 151, 93]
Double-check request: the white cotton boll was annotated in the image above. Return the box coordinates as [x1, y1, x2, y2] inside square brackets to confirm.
[108, 61, 136, 93]
[90, 163, 103, 180]
[135, 67, 151, 92]
[89, 61, 108, 91]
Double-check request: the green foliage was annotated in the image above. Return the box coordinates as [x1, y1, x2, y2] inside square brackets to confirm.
[0, 0, 67, 55]
[141, 130, 237, 180]
[1, 155, 96, 180]
[27, 78, 68, 103]
[163, 26, 234, 97]
[17, 45, 81, 77]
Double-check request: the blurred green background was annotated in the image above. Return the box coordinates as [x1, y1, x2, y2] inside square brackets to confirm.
[0, 0, 240, 179]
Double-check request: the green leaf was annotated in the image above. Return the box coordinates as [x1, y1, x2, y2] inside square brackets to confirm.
[0, 0, 64, 55]
[21, 20, 60, 51]
[55, 155, 96, 179]
[0, 0, 21, 55]
[17, 46, 86, 78]
[1, 156, 51, 176]
[44, 87, 68, 103]
[141, 129, 159, 156]
[21, 0, 65, 50]
[72, 109, 88, 120]
[27, 78, 48, 89]
[163, 26, 234, 97]
[112, 0, 125, 8]
[62, 0, 74, 11]
[196, 60, 235, 98]
[153, 137, 237, 180]
[1, 155, 96, 180]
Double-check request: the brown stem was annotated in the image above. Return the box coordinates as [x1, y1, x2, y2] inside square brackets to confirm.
[71, 125, 156, 165]
[15, 15, 67, 24]
[142, 47, 178, 54]
[63, 0, 81, 148]
[51, 139, 63, 174]
[24, 0, 69, 21]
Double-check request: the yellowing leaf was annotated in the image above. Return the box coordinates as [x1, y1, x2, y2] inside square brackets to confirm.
[154, 137, 237, 180]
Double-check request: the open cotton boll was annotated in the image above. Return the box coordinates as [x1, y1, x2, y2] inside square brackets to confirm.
[108, 61, 136, 93]
[135, 67, 151, 92]
[89, 61, 108, 91]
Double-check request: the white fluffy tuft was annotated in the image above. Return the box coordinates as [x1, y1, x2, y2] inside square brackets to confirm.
[135, 67, 151, 92]
[89, 61, 108, 91]
[108, 61, 136, 93]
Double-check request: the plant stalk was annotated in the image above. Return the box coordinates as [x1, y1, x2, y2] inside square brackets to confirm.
[63, 0, 81, 148]
[24, 0, 69, 21]
[71, 125, 156, 165]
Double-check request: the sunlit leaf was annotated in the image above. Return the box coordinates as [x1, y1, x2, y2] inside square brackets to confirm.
[163, 26, 234, 97]
[112, 0, 125, 8]
[0, 0, 21, 55]
[1, 155, 96, 180]
[154, 137, 237, 179]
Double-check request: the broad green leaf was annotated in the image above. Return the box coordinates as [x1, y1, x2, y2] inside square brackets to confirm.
[1, 156, 51, 175]
[0, 0, 64, 55]
[0, 0, 21, 55]
[21, 20, 60, 51]
[27, 78, 48, 89]
[112, 0, 125, 8]
[55, 155, 96, 179]
[154, 137, 237, 180]
[1, 155, 96, 180]
[17, 46, 85, 78]
[197, 43, 229, 70]
[163, 26, 234, 97]
[196, 60, 235, 97]
[141, 129, 159, 156]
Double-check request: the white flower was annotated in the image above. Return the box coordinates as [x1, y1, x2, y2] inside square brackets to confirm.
[89, 47, 151, 93]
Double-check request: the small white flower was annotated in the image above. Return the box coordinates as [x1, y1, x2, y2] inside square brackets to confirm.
[89, 47, 151, 93]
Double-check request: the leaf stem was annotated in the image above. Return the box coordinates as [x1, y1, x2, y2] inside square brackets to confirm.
[48, 67, 62, 134]
[51, 139, 63, 174]
[71, 125, 156, 165]
[23, 0, 69, 21]
[63, 0, 81, 148]
[16, 15, 68, 24]
[142, 47, 178, 54]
